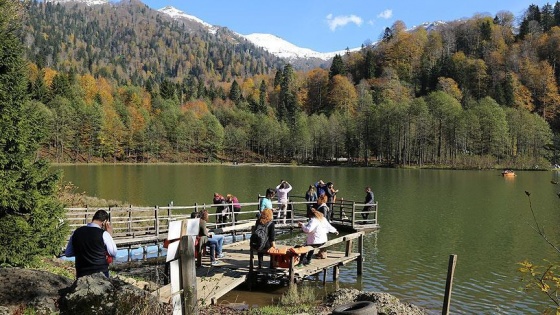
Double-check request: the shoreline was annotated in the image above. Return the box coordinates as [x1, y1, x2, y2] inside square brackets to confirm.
[50, 160, 556, 171]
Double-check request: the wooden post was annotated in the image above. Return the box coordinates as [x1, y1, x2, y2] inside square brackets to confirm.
[322, 269, 327, 285]
[333, 265, 339, 282]
[248, 249, 254, 290]
[351, 202, 356, 229]
[288, 255, 296, 286]
[442, 254, 457, 315]
[179, 235, 197, 315]
[155, 206, 159, 239]
[345, 239, 353, 257]
[357, 233, 363, 276]
[128, 205, 132, 235]
[84, 206, 88, 225]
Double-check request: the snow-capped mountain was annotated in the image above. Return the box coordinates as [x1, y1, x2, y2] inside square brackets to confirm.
[46, 0, 108, 5]
[242, 33, 359, 61]
[158, 6, 219, 35]
[157, 6, 353, 61]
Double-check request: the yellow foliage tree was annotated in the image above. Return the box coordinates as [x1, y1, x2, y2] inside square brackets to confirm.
[328, 75, 358, 116]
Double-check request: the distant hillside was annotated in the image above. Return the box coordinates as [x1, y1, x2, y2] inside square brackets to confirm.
[22, 0, 285, 85]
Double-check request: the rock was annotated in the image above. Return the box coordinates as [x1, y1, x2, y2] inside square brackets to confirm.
[59, 272, 170, 315]
[0, 267, 74, 314]
[324, 288, 427, 315]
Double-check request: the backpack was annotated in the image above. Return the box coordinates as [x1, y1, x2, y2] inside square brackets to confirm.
[250, 222, 270, 251]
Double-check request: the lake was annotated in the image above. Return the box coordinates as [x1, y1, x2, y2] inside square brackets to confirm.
[54, 164, 560, 314]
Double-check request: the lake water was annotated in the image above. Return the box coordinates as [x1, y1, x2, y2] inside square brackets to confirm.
[54, 164, 560, 314]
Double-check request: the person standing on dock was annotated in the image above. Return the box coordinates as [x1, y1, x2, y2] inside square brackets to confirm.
[305, 185, 318, 216]
[258, 188, 275, 217]
[296, 209, 338, 267]
[226, 194, 241, 222]
[315, 180, 327, 196]
[325, 182, 338, 221]
[213, 193, 228, 225]
[275, 180, 292, 224]
[316, 194, 330, 222]
[362, 187, 375, 223]
[65, 209, 118, 278]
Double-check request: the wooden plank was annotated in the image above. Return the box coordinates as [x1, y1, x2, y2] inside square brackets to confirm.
[212, 222, 254, 234]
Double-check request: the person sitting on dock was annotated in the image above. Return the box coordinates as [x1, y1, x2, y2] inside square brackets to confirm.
[362, 186, 375, 223]
[250, 208, 276, 269]
[258, 188, 275, 217]
[199, 210, 225, 266]
[296, 209, 338, 267]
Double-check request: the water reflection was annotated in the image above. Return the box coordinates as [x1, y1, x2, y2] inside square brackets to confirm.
[55, 165, 558, 313]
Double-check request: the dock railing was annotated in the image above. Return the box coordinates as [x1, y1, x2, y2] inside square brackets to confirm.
[63, 197, 378, 253]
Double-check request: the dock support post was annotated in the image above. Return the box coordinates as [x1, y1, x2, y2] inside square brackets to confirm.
[322, 269, 327, 285]
[442, 254, 457, 315]
[357, 233, 363, 276]
[248, 249, 254, 291]
[333, 265, 339, 282]
[179, 235, 197, 315]
[345, 238, 353, 257]
[288, 255, 296, 286]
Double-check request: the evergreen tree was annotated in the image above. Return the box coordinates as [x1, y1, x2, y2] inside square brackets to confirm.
[229, 80, 242, 103]
[0, 0, 67, 266]
[258, 79, 267, 114]
[159, 79, 176, 100]
[329, 54, 345, 79]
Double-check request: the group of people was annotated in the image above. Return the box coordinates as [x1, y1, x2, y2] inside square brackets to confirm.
[64, 183, 375, 278]
[304, 179, 339, 222]
[212, 192, 241, 224]
[257, 180, 293, 224]
[251, 204, 339, 268]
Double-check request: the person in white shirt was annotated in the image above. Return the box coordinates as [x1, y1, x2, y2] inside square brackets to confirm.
[275, 180, 292, 224]
[65, 209, 118, 278]
[297, 208, 338, 266]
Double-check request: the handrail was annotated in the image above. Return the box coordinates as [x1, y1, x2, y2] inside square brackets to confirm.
[63, 198, 378, 248]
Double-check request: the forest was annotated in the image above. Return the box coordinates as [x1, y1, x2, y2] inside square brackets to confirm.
[19, 1, 560, 168]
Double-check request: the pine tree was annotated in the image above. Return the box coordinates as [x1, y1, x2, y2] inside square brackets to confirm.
[0, 0, 67, 266]
[329, 54, 345, 79]
[229, 80, 242, 103]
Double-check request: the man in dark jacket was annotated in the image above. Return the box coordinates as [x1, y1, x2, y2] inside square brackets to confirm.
[65, 209, 118, 278]
[362, 187, 375, 222]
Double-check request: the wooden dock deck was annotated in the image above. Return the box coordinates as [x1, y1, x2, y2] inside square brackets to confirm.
[152, 233, 364, 306]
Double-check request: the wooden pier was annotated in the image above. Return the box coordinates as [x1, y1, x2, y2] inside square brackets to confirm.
[63, 198, 377, 308]
[152, 232, 364, 306]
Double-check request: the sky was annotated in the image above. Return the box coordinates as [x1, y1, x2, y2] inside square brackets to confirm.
[141, 0, 552, 53]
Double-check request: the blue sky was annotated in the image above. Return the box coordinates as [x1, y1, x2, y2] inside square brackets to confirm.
[142, 0, 551, 53]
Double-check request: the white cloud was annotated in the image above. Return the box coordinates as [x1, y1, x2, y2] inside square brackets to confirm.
[377, 9, 393, 19]
[326, 13, 363, 31]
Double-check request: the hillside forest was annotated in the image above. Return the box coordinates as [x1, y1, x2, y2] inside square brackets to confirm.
[20, 1, 560, 168]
